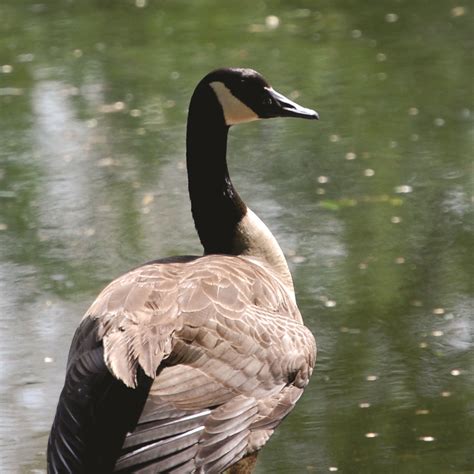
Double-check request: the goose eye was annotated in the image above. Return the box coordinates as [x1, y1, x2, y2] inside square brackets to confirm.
[262, 95, 274, 106]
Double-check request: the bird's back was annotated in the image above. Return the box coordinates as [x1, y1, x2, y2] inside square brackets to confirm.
[48, 255, 316, 473]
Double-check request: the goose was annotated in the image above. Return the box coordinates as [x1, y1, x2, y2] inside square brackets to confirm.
[47, 67, 318, 473]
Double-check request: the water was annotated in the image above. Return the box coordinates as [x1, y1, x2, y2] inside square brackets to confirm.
[0, 1, 472, 472]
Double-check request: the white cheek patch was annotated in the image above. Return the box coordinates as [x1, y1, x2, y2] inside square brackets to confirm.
[210, 81, 259, 125]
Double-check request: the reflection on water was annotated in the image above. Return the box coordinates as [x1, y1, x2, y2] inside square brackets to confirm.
[0, 1, 472, 472]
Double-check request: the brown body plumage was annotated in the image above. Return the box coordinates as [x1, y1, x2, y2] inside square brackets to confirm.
[48, 68, 318, 473]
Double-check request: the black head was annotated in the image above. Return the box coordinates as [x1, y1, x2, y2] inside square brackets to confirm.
[198, 67, 319, 126]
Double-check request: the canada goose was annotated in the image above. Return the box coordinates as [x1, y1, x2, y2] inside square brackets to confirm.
[47, 68, 318, 473]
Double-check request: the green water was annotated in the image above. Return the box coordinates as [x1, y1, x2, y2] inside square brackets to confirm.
[0, 1, 472, 472]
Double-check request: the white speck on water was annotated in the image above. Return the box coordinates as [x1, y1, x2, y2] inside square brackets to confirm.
[432, 330, 444, 337]
[415, 409, 430, 415]
[395, 257, 405, 264]
[340, 327, 361, 334]
[433, 307, 445, 315]
[364, 169, 375, 177]
[73, 49, 83, 58]
[50, 274, 66, 282]
[142, 193, 154, 206]
[1, 64, 13, 73]
[99, 102, 126, 113]
[97, 157, 116, 167]
[391, 216, 402, 224]
[451, 6, 466, 17]
[0, 223, 8, 231]
[291, 255, 307, 264]
[419, 342, 428, 348]
[376, 53, 387, 62]
[44, 357, 54, 363]
[385, 13, 399, 22]
[408, 107, 419, 115]
[365, 432, 379, 438]
[17, 53, 35, 62]
[450, 369, 461, 376]
[366, 375, 378, 381]
[351, 29, 362, 39]
[395, 185, 413, 194]
[329, 467, 338, 472]
[136, 0, 147, 7]
[265, 15, 280, 29]
[418, 436, 435, 442]
[329, 134, 340, 142]
[130, 108, 142, 117]
[317, 176, 329, 184]
[325, 300, 337, 308]
[441, 391, 451, 397]
[359, 402, 371, 408]
[346, 152, 357, 160]
[434, 117, 445, 127]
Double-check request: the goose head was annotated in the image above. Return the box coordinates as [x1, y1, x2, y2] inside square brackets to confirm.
[194, 67, 319, 126]
[187, 68, 318, 288]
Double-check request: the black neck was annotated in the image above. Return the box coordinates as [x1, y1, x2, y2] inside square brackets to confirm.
[186, 83, 246, 254]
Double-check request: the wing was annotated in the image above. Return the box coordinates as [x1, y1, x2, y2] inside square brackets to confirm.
[113, 343, 313, 473]
[112, 256, 315, 472]
[48, 259, 191, 472]
[47, 255, 316, 473]
[47, 317, 154, 473]
[88, 261, 186, 388]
